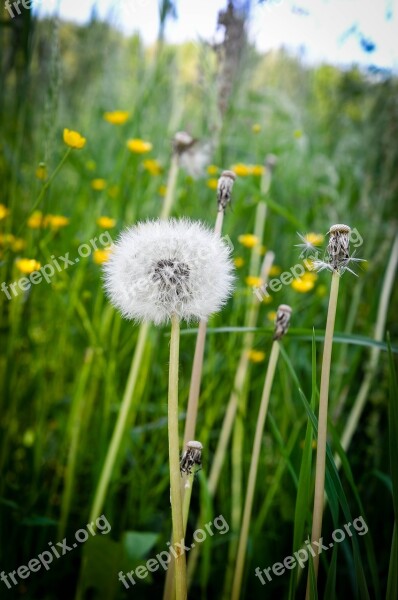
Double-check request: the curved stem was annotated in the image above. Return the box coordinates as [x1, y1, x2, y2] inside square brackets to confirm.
[168, 314, 187, 600]
[88, 321, 150, 523]
[306, 271, 340, 596]
[232, 341, 280, 600]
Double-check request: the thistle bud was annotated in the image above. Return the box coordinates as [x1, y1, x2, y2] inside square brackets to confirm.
[273, 304, 292, 341]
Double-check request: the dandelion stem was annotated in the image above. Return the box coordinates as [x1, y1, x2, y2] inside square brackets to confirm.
[168, 314, 187, 600]
[306, 270, 340, 595]
[160, 154, 179, 220]
[88, 321, 150, 523]
[232, 340, 280, 600]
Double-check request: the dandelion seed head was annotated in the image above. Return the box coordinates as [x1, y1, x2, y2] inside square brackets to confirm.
[103, 218, 234, 325]
[180, 440, 203, 475]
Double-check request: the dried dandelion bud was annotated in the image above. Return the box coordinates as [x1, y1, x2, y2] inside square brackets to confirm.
[180, 441, 203, 475]
[265, 154, 278, 172]
[327, 224, 351, 270]
[217, 170, 237, 212]
[172, 131, 196, 156]
[273, 304, 292, 341]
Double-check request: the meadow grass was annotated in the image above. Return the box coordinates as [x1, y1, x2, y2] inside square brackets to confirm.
[0, 12, 397, 600]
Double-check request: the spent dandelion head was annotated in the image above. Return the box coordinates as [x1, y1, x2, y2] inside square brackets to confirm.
[217, 170, 236, 212]
[313, 224, 365, 276]
[103, 218, 234, 325]
[273, 304, 292, 341]
[180, 441, 203, 475]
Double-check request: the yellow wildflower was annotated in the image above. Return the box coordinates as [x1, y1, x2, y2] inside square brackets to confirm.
[143, 159, 162, 176]
[316, 284, 328, 298]
[0, 204, 9, 220]
[35, 163, 47, 181]
[93, 248, 111, 264]
[158, 185, 167, 197]
[127, 139, 152, 154]
[248, 349, 266, 363]
[103, 110, 130, 125]
[231, 163, 252, 177]
[293, 129, 303, 139]
[238, 234, 259, 248]
[86, 159, 97, 171]
[97, 216, 116, 229]
[234, 257, 245, 268]
[269, 265, 281, 276]
[207, 165, 219, 175]
[245, 275, 263, 287]
[12, 238, 26, 252]
[262, 295, 273, 304]
[207, 178, 218, 190]
[15, 258, 41, 274]
[0, 233, 15, 246]
[27, 211, 44, 229]
[305, 232, 324, 246]
[267, 310, 277, 322]
[91, 178, 107, 191]
[63, 128, 86, 149]
[251, 164, 265, 176]
[44, 215, 70, 230]
[291, 272, 317, 293]
[108, 185, 120, 199]
[255, 244, 267, 256]
[252, 124, 261, 133]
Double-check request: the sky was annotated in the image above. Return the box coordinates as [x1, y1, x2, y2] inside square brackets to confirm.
[32, 0, 398, 70]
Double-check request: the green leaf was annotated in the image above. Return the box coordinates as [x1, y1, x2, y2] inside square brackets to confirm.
[122, 531, 159, 561]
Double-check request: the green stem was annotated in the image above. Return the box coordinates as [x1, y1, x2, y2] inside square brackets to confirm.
[17, 148, 71, 236]
[168, 314, 187, 600]
[306, 271, 340, 596]
[88, 321, 150, 523]
[232, 341, 280, 600]
[160, 154, 179, 220]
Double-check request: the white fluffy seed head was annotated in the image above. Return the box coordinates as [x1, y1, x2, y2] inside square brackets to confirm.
[103, 218, 235, 325]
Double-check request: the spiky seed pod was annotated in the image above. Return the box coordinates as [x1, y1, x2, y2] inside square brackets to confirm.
[273, 304, 292, 341]
[180, 441, 203, 475]
[103, 218, 234, 325]
[217, 170, 237, 212]
[327, 224, 351, 270]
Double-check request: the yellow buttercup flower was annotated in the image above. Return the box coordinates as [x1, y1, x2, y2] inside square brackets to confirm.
[15, 258, 41, 274]
[245, 275, 263, 287]
[234, 257, 245, 268]
[267, 310, 277, 322]
[27, 211, 44, 229]
[0, 233, 15, 246]
[305, 232, 324, 246]
[104, 110, 130, 125]
[316, 284, 328, 298]
[44, 215, 70, 230]
[63, 129, 86, 149]
[262, 295, 273, 304]
[158, 185, 167, 197]
[11, 238, 26, 252]
[207, 165, 219, 175]
[127, 138, 152, 154]
[231, 163, 252, 177]
[207, 178, 218, 190]
[108, 185, 119, 199]
[269, 265, 281, 276]
[248, 349, 266, 363]
[252, 124, 261, 133]
[93, 248, 111, 264]
[293, 129, 303, 139]
[238, 234, 259, 248]
[291, 272, 317, 293]
[86, 159, 97, 171]
[35, 163, 48, 181]
[143, 159, 162, 176]
[91, 178, 107, 191]
[251, 164, 265, 176]
[97, 216, 116, 229]
[0, 204, 9, 220]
